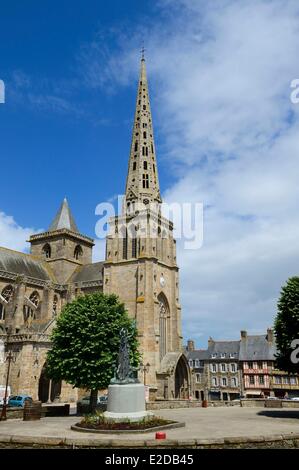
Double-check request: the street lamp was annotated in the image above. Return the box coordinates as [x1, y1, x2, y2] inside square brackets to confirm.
[140, 362, 150, 385]
[0, 327, 15, 421]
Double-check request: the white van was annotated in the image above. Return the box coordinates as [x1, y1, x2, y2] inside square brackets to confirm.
[0, 386, 11, 406]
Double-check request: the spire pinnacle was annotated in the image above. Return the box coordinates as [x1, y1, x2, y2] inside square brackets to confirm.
[124, 56, 161, 214]
[49, 198, 79, 233]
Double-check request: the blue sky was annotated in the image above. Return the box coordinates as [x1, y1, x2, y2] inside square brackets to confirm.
[0, 0, 170, 234]
[1, 0, 299, 348]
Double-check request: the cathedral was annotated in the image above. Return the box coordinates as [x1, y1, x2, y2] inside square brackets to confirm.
[0, 57, 191, 403]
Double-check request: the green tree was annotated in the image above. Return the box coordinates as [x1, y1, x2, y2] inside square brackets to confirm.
[274, 276, 299, 373]
[46, 293, 140, 412]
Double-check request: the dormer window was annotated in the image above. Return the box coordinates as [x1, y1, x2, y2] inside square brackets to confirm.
[74, 245, 83, 260]
[43, 243, 51, 259]
[211, 353, 217, 358]
[220, 353, 226, 359]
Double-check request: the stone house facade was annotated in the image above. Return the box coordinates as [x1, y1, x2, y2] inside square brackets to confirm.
[186, 329, 299, 401]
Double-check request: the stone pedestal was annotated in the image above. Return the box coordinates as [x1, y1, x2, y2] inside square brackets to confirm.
[104, 383, 153, 422]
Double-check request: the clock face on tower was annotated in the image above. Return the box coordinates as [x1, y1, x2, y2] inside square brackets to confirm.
[160, 275, 166, 288]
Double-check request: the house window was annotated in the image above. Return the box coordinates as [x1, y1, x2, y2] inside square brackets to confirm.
[229, 353, 235, 358]
[248, 362, 253, 369]
[231, 363, 236, 372]
[282, 376, 289, 384]
[259, 375, 265, 385]
[143, 161, 148, 170]
[195, 359, 199, 368]
[222, 378, 227, 387]
[143, 105, 146, 110]
[133, 162, 137, 171]
[220, 353, 226, 358]
[274, 376, 282, 384]
[134, 142, 138, 152]
[143, 131, 147, 139]
[42, 243, 51, 259]
[249, 375, 255, 385]
[231, 377, 237, 387]
[151, 143, 154, 153]
[196, 373, 201, 384]
[290, 377, 297, 385]
[212, 377, 218, 387]
[211, 353, 217, 358]
[211, 363, 217, 373]
[189, 359, 193, 368]
[74, 245, 83, 260]
[221, 363, 226, 372]
[258, 362, 263, 369]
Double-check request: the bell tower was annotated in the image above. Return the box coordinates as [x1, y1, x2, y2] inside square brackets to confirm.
[104, 56, 183, 397]
[29, 198, 94, 284]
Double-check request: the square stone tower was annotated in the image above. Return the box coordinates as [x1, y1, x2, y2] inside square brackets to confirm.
[30, 198, 94, 284]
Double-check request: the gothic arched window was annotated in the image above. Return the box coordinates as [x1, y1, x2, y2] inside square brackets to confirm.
[0, 304, 5, 321]
[74, 245, 83, 260]
[0, 285, 13, 320]
[121, 228, 128, 260]
[23, 291, 40, 323]
[42, 243, 51, 259]
[158, 293, 169, 360]
[53, 295, 58, 317]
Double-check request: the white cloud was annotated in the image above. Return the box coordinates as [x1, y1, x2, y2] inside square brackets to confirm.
[85, 0, 299, 346]
[0, 212, 41, 253]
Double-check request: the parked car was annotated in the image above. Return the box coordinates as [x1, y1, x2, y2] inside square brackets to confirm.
[266, 396, 280, 400]
[8, 395, 33, 408]
[76, 395, 108, 413]
[290, 397, 299, 401]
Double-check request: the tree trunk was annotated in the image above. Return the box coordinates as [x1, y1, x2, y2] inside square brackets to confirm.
[90, 389, 98, 414]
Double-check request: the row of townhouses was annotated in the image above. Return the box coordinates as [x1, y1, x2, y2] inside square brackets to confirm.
[186, 329, 299, 401]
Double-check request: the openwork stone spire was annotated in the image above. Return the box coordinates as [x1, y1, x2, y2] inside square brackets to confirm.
[124, 57, 162, 215]
[49, 198, 79, 233]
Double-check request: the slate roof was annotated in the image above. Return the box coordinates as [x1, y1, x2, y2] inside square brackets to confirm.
[0, 247, 54, 281]
[70, 262, 104, 283]
[207, 340, 240, 358]
[239, 334, 276, 361]
[49, 198, 79, 233]
[186, 349, 209, 360]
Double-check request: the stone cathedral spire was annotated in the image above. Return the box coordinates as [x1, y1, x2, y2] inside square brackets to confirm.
[124, 56, 162, 215]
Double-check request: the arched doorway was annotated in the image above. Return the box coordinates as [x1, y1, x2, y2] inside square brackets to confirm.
[38, 364, 61, 403]
[175, 355, 190, 399]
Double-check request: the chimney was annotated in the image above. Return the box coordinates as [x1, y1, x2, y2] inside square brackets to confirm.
[208, 336, 214, 347]
[187, 340, 195, 352]
[240, 330, 247, 340]
[267, 328, 274, 343]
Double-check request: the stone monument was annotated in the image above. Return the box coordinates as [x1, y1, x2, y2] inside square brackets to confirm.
[104, 328, 153, 422]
